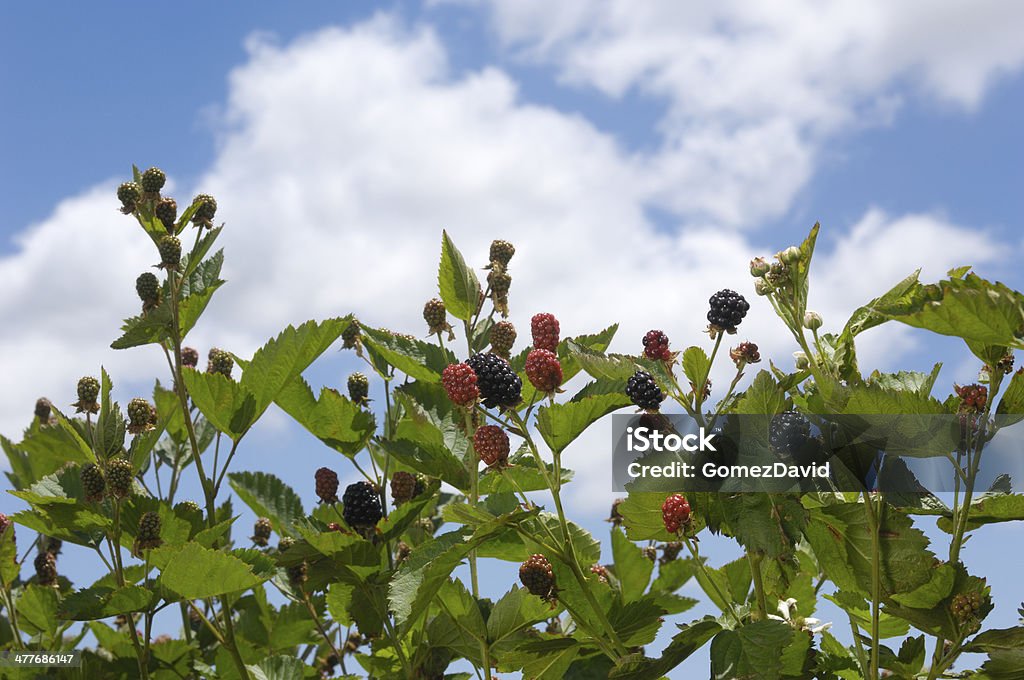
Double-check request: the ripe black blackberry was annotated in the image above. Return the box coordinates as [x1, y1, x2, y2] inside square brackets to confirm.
[81, 463, 105, 503]
[489, 321, 517, 358]
[155, 197, 177, 230]
[707, 289, 750, 334]
[519, 554, 555, 600]
[107, 458, 134, 498]
[642, 330, 672, 361]
[127, 397, 154, 435]
[252, 518, 272, 547]
[769, 411, 812, 456]
[191, 193, 218, 227]
[315, 467, 340, 504]
[158, 235, 181, 270]
[489, 240, 515, 267]
[207, 348, 234, 378]
[117, 181, 142, 212]
[136, 272, 161, 310]
[390, 471, 418, 505]
[626, 371, 664, 412]
[140, 167, 166, 195]
[75, 376, 100, 414]
[181, 347, 199, 368]
[423, 298, 453, 339]
[34, 398, 52, 422]
[347, 372, 369, 405]
[134, 512, 162, 554]
[34, 551, 58, 586]
[466, 353, 522, 409]
[342, 481, 383, 529]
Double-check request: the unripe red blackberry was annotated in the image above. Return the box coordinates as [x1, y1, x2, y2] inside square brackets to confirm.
[158, 235, 181, 270]
[342, 481, 383, 529]
[76, 376, 100, 414]
[626, 371, 663, 412]
[34, 551, 58, 587]
[607, 498, 625, 526]
[81, 463, 105, 503]
[955, 384, 987, 412]
[34, 397, 52, 422]
[519, 554, 555, 599]
[423, 298, 454, 339]
[155, 197, 177, 230]
[342, 319, 362, 351]
[390, 471, 418, 505]
[590, 564, 609, 584]
[489, 321, 517, 358]
[642, 330, 672, 361]
[466, 353, 522, 409]
[134, 512, 163, 554]
[489, 240, 515, 267]
[531, 313, 560, 352]
[707, 289, 750, 334]
[135, 272, 161, 309]
[347, 372, 369, 405]
[117, 181, 142, 211]
[127, 397, 154, 435]
[207, 348, 234, 378]
[660, 542, 683, 565]
[252, 517, 272, 547]
[174, 500, 201, 515]
[525, 349, 562, 393]
[729, 342, 761, 368]
[315, 467, 340, 504]
[191, 193, 218, 227]
[140, 167, 166, 195]
[661, 494, 691, 534]
[107, 457, 134, 498]
[473, 425, 510, 467]
[181, 347, 199, 368]
[442, 363, 480, 407]
[287, 561, 308, 589]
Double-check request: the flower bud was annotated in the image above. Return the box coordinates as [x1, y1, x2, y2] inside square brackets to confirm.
[803, 311, 823, 330]
[754, 279, 772, 296]
[793, 352, 810, 370]
[779, 246, 801, 266]
[750, 257, 771, 277]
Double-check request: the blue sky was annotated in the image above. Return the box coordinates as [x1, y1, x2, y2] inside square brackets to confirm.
[2, 1, 1023, 676]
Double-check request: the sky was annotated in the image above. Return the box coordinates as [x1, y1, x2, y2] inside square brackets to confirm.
[1, 1, 1023, 676]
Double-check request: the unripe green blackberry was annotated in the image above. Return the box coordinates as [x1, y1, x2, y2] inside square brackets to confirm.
[252, 517, 272, 547]
[489, 321, 516, 358]
[390, 471, 418, 506]
[81, 463, 106, 503]
[207, 348, 234, 378]
[158, 235, 181, 270]
[191, 193, 217, 227]
[34, 551, 58, 587]
[423, 298, 454, 339]
[34, 397, 52, 422]
[287, 561, 308, 589]
[134, 512, 162, 554]
[519, 554, 555, 600]
[347, 372, 369, 405]
[951, 592, 983, 623]
[140, 167, 166, 195]
[342, 481, 383, 529]
[766, 262, 790, 288]
[155, 197, 177, 230]
[75, 376, 100, 414]
[488, 269, 512, 316]
[181, 347, 199, 368]
[118, 180, 142, 205]
[107, 457, 134, 498]
[135, 272, 161, 309]
[174, 500, 201, 515]
[278, 536, 296, 552]
[342, 319, 362, 351]
[127, 397, 154, 435]
[489, 240, 515, 267]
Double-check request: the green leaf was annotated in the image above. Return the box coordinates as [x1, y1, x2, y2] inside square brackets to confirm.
[611, 527, 653, 603]
[228, 471, 305, 537]
[181, 369, 258, 440]
[111, 303, 173, 349]
[93, 369, 126, 460]
[965, 627, 1024, 680]
[362, 326, 455, 383]
[867, 364, 942, 398]
[609, 619, 721, 679]
[535, 393, 631, 454]
[325, 582, 354, 627]
[732, 370, 788, 415]
[181, 227, 223, 280]
[997, 370, 1024, 425]
[681, 346, 710, 393]
[16, 585, 60, 639]
[438, 230, 481, 322]
[58, 586, 154, 621]
[935, 493, 1024, 532]
[709, 620, 794, 680]
[558, 324, 618, 383]
[378, 436, 470, 492]
[275, 378, 376, 457]
[478, 445, 573, 494]
[890, 563, 954, 609]
[154, 542, 267, 599]
[18, 409, 95, 471]
[246, 655, 307, 680]
[487, 587, 551, 647]
[566, 340, 637, 382]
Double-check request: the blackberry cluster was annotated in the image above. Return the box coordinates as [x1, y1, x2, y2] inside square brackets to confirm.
[531, 313, 560, 352]
[81, 464, 106, 503]
[252, 518, 272, 547]
[342, 481, 383, 529]
[136, 272, 161, 310]
[127, 397, 154, 435]
[134, 512, 163, 554]
[473, 425, 510, 467]
[519, 554, 555, 599]
[140, 167, 166, 195]
[661, 494, 691, 534]
[107, 458, 134, 498]
[769, 411, 811, 456]
[76, 376, 100, 414]
[441, 363, 479, 406]
[589, 564, 609, 584]
[158, 235, 181, 270]
[642, 330, 672, 361]
[423, 298, 453, 339]
[707, 289, 750, 334]
[390, 471, 418, 505]
[489, 321, 517, 358]
[955, 384, 987, 411]
[626, 371, 664, 412]
[175, 500, 201, 515]
[489, 240, 515, 267]
[117, 181, 142, 213]
[951, 592, 983, 623]
[34, 398, 52, 422]
[191, 193, 218, 227]
[181, 347, 199, 368]
[525, 349, 562, 393]
[34, 551, 58, 587]
[155, 197, 177, 230]
[729, 341, 761, 368]
[347, 372, 369, 405]
[342, 319, 362, 352]
[315, 467, 340, 504]
[466, 353, 522, 409]
[207, 348, 234, 378]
